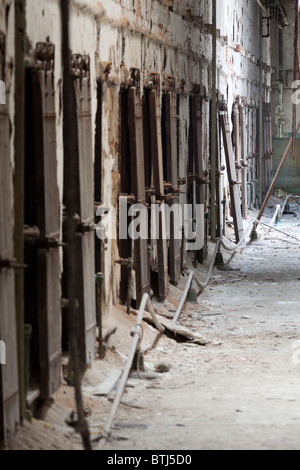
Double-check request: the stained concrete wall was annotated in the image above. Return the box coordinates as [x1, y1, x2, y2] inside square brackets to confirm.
[270, 3, 300, 193]
[271, 5, 299, 138]
[1, 0, 272, 315]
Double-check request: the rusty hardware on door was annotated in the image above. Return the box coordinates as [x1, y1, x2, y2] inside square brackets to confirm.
[78, 222, 97, 234]
[130, 68, 141, 95]
[162, 74, 176, 92]
[146, 188, 156, 197]
[161, 193, 180, 203]
[72, 54, 90, 79]
[24, 226, 64, 250]
[178, 178, 186, 186]
[115, 258, 134, 268]
[235, 163, 243, 170]
[34, 42, 55, 71]
[23, 225, 41, 245]
[0, 256, 27, 270]
[147, 72, 161, 94]
[188, 174, 209, 185]
[38, 237, 65, 250]
[164, 182, 173, 191]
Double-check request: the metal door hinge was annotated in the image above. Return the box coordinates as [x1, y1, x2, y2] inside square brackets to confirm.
[0, 256, 27, 270]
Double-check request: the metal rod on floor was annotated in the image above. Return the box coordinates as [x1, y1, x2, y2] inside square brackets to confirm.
[172, 271, 194, 323]
[268, 204, 282, 229]
[97, 294, 164, 450]
[255, 219, 300, 243]
[282, 194, 300, 214]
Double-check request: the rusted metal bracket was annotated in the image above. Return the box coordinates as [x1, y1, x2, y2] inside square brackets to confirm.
[147, 71, 161, 96]
[38, 237, 65, 250]
[34, 42, 55, 71]
[162, 74, 176, 92]
[78, 221, 95, 234]
[145, 188, 156, 197]
[178, 178, 186, 186]
[188, 174, 209, 183]
[130, 68, 141, 96]
[240, 160, 249, 168]
[23, 225, 40, 245]
[115, 258, 134, 269]
[0, 256, 27, 270]
[71, 54, 90, 79]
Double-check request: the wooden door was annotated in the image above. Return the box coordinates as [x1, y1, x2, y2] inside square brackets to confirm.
[163, 79, 181, 285]
[191, 93, 207, 262]
[219, 105, 244, 242]
[0, 46, 20, 442]
[239, 101, 248, 219]
[127, 71, 150, 308]
[148, 74, 168, 301]
[31, 67, 62, 399]
[73, 68, 97, 365]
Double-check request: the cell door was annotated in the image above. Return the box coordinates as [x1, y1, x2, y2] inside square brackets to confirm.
[163, 76, 181, 285]
[30, 57, 62, 399]
[127, 69, 150, 308]
[219, 104, 244, 243]
[148, 74, 168, 301]
[71, 56, 97, 365]
[0, 32, 20, 444]
[191, 92, 207, 262]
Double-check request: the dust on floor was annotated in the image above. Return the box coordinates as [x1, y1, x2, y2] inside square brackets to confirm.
[7, 196, 300, 450]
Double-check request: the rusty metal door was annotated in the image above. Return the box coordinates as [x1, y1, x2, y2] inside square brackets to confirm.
[0, 41, 20, 442]
[31, 61, 62, 399]
[191, 92, 207, 262]
[148, 73, 168, 301]
[163, 76, 181, 285]
[127, 69, 150, 307]
[219, 104, 244, 242]
[239, 100, 248, 219]
[72, 57, 97, 365]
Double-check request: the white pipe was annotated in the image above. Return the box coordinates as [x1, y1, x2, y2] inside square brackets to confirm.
[269, 204, 282, 230]
[172, 271, 194, 323]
